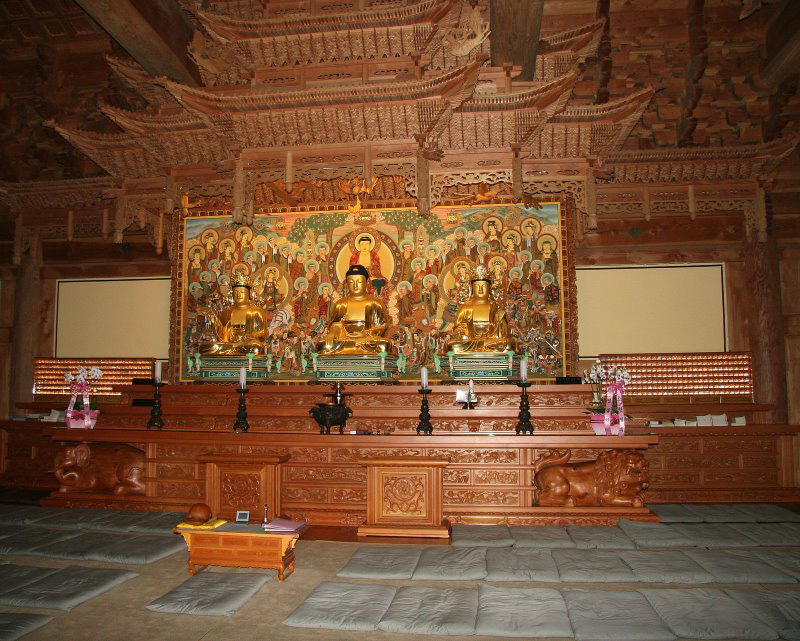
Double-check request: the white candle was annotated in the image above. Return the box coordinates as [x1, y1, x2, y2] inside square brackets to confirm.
[469, 379, 474, 393]
[239, 367, 247, 389]
[421, 366, 428, 389]
[520, 357, 528, 382]
[154, 361, 161, 383]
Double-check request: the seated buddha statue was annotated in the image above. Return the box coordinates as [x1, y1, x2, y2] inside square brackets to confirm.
[199, 275, 267, 356]
[317, 264, 392, 355]
[445, 266, 517, 354]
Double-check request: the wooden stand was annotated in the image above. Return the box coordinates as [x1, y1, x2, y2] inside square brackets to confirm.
[357, 456, 450, 538]
[197, 454, 289, 521]
[175, 525, 300, 580]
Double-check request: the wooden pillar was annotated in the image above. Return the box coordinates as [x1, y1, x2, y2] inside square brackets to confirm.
[9, 252, 40, 412]
[746, 227, 788, 423]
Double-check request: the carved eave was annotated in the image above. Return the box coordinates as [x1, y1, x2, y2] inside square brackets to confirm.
[190, 0, 457, 41]
[105, 55, 178, 108]
[540, 19, 605, 59]
[99, 105, 230, 168]
[461, 69, 579, 113]
[533, 19, 604, 83]
[603, 137, 800, 183]
[100, 104, 205, 134]
[434, 70, 578, 150]
[0, 177, 114, 211]
[551, 87, 654, 157]
[48, 123, 162, 180]
[161, 60, 482, 112]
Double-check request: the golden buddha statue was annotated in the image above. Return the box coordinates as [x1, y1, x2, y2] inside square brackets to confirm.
[445, 265, 517, 354]
[317, 264, 392, 355]
[199, 275, 267, 355]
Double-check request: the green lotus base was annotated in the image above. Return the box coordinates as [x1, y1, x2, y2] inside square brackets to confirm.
[447, 353, 518, 381]
[315, 355, 395, 381]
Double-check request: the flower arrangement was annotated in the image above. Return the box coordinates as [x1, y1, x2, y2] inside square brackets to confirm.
[64, 367, 103, 428]
[583, 360, 632, 435]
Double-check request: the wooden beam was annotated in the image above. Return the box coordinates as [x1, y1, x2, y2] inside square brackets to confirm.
[762, 0, 800, 88]
[74, 0, 200, 86]
[594, 0, 611, 104]
[489, 0, 545, 81]
[677, 0, 707, 147]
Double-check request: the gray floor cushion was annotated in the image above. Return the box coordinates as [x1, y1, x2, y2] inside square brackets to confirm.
[726, 589, 800, 641]
[732, 503, 800, 523]
[649, 504, 704, 523]
[0, 507, 58, 526]
[476, 584, 571, 638]
[616, 520, 696, 548]
[0, 613, 52, 641]
[485, 547, 559, 582]
[127, 511, 185, 534]
[377, 586, 478, 636]
[0, 565, 61, 596]
[640, 588, 779, 640]
[686, 550, 797, 583]
[756, 550, 800, 580]
[29, 531, 118, 561]
[451, 525, 514, 548]
[27, 508, 112, 530]
[81, 510, 155, 532]
[337, 545, 422, 579]
[0, 527, 25, 540]
[563, 589, 676, 641]
[683, 503, 757, 523]
[283, 581, 395, 630]
[0, 566, 137, 611]
[552, 549, 636, 583]
[620, 550, 715, 583]
[148, 571, 271, 617]
[566, 526, 635, 549]
[0, 528, 81, 555]
[729, 522, 800, 546]
[82, 534, 186, 564]
[510, 526, 575, 548]
[672, 523, 758, 547]
[411, 546, 487, 581]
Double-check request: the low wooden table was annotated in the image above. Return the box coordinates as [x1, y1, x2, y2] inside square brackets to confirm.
[175, 523, 302, 580]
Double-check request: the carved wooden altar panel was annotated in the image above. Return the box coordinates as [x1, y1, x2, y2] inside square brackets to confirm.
[197, 453, 289, 521]
[358, 456, 450, 538]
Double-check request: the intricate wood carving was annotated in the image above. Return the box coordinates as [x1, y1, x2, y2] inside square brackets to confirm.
[198, 454, 288, 520]
[358, 456, 450, 538]
[533, 448, 649, 508]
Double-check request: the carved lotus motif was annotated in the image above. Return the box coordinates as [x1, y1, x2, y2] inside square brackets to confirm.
[382, 475, 425, 516]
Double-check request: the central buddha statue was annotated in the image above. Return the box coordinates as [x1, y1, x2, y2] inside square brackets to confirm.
[445, 266, 517, 354]
[317, 264, 391, 355]
[199, 275, 267, 356]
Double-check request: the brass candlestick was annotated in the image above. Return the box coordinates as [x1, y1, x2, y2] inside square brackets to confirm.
[146, 381, 166, 430]
[515, 381, 534, 434]
[233, 388, 250, 433]
[416, 388, 433, 435]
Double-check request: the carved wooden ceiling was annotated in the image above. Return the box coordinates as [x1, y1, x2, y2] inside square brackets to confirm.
[0, 0, 798, 244]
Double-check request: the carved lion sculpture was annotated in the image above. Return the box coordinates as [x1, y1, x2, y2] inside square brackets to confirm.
[53, 443, 145, 495]
[533, 449, 649, 508]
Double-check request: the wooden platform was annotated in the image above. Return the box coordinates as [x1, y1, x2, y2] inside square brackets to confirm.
[2, 382, 798, 523]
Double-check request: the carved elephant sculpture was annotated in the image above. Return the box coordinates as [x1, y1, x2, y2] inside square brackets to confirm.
[309, 403, 353, 435]
[533, 449, 649, 508]
[53, 443, 145, 495]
